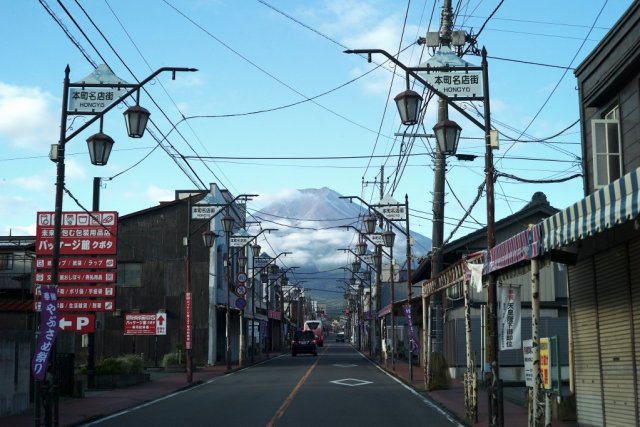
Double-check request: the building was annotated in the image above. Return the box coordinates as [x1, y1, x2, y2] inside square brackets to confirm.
[411, 193, 569, 381]
[555, 2, 640, 425]
[0, 236, 35, 416]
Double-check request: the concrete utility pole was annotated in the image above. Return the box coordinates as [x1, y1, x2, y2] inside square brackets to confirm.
[428, 0, 453, 377]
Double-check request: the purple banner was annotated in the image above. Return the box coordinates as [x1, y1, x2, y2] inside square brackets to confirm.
[260, 320, 267, 343]
[31, 286, 59, 381]
[403, 303, 419, 353]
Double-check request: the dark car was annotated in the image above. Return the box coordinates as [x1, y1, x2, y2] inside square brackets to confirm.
[291, 330, 317, 356]
[335, 332, 345, 342]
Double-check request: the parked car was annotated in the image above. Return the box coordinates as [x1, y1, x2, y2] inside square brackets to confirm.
[335, 332, 345, 342]
[291, 330, 317, 356]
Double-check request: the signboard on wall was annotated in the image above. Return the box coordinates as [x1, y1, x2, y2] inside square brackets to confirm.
[35, 211, 118, 255]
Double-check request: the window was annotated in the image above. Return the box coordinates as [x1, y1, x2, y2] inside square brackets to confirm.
[116, 262, 142, 287]
[0, 253, 13, 270]
[591, 105, 623, 187]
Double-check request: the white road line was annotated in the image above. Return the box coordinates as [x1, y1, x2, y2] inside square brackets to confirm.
[356, 349, 465, 427]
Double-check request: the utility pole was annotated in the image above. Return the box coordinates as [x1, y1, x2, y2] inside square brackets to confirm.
[426, 0, 453, 390]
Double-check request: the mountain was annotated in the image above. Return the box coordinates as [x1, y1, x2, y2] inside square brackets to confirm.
[249, 188, 431, 318]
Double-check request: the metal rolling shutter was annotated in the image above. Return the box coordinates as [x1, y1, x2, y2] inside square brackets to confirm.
[629, 237, 640, 425]
[569, 260, 604, 426]
[595, 246, 636, 427]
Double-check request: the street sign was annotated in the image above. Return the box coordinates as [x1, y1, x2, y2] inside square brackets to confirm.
[36, 285, 115, 298]
[36, 256, 117, 269]
[254, 257, 270, 268]
[34, 300, 115, 312]
[68, 64, 129, 113]
[417, 47, 483, 101]
[235, 297, 246, 310]
[58, 314, 95, 333]
[374, 197, 406, 221]
[368, 233, 385, 246]
[34, 271, 116, 284]
[235, 285, 247, 297]
[236, 272, 247, 283]
[156, 311, 167, 336]
[36, 211, 118, 255]
[230, 236, 253, 247]
[191, 204, 223, 220]
[124, 313, 163, 335]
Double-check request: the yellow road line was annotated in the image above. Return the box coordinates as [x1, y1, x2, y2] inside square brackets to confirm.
[266, 353, 322, 426]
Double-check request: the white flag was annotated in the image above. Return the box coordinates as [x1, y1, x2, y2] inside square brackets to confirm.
[499, 286, 521, 350]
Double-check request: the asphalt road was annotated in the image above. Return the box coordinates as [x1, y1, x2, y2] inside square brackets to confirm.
[85, 340, 463, 427]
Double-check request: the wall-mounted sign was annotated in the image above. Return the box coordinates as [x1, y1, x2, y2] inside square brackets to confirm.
[34, 271, 116, 284]
[124, 313, 167, 336]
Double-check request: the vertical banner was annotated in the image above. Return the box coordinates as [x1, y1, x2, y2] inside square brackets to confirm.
[260, 320, 267, 343]
[499, 286, 521, 350]
[402, 304, 419, 353]
[540, 337, 551, 389]
[31, 287, 59, 380]
[184, 292, 192, 349]
[522, 339, 534, 387]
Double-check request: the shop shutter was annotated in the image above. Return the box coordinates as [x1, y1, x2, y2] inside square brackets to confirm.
[595, 245, 636, 427]
[569, 260, 603, 426]
[628, 237, 640, 425]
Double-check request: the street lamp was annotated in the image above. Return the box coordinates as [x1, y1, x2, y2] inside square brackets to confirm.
[364, 214, 377, 234]
[222, 213, 234, 371]
[394, 89, 423, 125]
[39, 64, 196, 426]
[433, 119, 462, 155]
[383, 227, 396, 370]
[123, 104, 150, 138]
[346, 24, 498, 418]
[250, 243, 261, 363]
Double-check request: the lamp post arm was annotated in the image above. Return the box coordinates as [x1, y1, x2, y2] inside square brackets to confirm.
[341, 225, 391, 257]
[253, 252, 292, 277]
[189, 193, 259, 236]
[64, 67, 198, 143]
[344, 49, 486, 132]
[339, 196, 408, 237]
[337, 248, 376, 270]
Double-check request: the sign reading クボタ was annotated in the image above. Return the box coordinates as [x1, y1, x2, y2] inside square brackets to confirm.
[36, 211, 118, 255]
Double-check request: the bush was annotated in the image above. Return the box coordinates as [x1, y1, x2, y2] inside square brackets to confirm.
[161, 352, 184, 368]
[95, 355, 144, 375]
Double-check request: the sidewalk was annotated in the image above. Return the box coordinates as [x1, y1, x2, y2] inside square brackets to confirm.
[0, 355, 273, 427]
[2, 351, 577, 426]
[375, 355, 578, 427]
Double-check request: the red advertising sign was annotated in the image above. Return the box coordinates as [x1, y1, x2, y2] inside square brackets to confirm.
[35, 211, 118, 255]
[124, 313, 166, 335]
[185, 292, 192, 349]
[34, 300, 115, 312]
[34, 271, 116, 284]
[36, 256, 117, 270]
[58, 314, 95, 333]
[35, 285, 116, 298]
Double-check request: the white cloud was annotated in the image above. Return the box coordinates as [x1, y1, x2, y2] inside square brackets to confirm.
[0, 82, 58, 150]
[146, 185, 174, 204]
[8, 175, 50, 192]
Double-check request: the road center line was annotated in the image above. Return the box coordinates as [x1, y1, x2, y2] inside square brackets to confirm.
[266, 357, 320, 426]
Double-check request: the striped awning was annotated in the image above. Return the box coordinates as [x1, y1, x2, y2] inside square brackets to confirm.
[483, 225, 541, 274]
[540, 167, 640, 252]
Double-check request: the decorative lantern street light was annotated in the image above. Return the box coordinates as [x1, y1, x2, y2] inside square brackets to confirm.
[202, 230, 217, 248]
[356, 241, 367, 256]
[382, 229, 396, 248]
[251, 244, 261, 258]
[433, 119, 462, 155]
[394, 89, 423, 125]
[352, 260, 361, 273]
[363, 215, 377, 234]
[237, 253, 247, 270]
[123, 104, 151, 138]
[222, 213, 234, 371]
[86, 132, 115, 166]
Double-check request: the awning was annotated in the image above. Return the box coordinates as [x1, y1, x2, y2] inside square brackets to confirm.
[540, 167, 640, 253]
[483, 225, 541, 274]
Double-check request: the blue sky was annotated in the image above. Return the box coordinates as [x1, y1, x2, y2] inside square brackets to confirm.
[0, 0, 633, 256]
